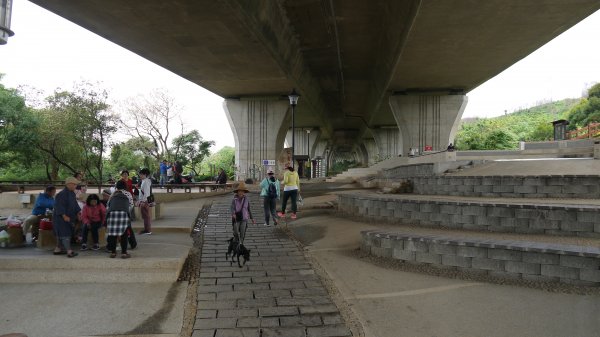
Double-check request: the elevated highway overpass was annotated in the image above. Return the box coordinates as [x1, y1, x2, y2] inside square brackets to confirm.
[29, 0, 600, 178]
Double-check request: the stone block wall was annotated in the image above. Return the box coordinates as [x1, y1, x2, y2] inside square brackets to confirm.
[382, 163, 435, 179]
[338, 194, 600, 238]
[411, 175, 600, 199]
[361, 231, 600, 286]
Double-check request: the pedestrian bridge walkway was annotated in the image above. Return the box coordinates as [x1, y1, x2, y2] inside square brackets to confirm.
[193, 196, 352, 337]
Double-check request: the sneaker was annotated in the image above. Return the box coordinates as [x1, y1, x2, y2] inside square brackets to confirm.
[263, 223, 271, 227]
[92, 244, 100, 251]
[291, 213, 297, 220]
[277, 212, 285, 217]
[80, 244, 88, 251]
[141, 231, 152, 235]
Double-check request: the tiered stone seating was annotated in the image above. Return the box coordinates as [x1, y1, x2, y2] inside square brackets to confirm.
[361, 231, 600, 286]
[337, 165, 600, 286]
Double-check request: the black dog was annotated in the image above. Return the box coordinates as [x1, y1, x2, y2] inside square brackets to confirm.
[226, 237, 251, 268]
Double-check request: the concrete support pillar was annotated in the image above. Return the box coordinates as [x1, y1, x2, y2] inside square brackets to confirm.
[389, 95, 467, 156]
[285, 129, 323, 159]
[224, 99, 290, 181]
[372, 128, 402, 161]
[362, 138, 378, 166]
[312, 139, 329, 178]
[285, 128, 319, 157]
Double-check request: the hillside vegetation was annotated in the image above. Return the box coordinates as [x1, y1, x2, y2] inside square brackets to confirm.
[455, 98, 579, 150]
[456, 83, 600, 150]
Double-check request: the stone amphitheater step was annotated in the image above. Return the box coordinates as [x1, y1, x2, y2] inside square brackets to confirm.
[361, 229, 600, 286]
[327, 152, 458, 182]
[411, 175, 600, 199]
[337, 192, 600, 238]
[0, 242, 190, 283]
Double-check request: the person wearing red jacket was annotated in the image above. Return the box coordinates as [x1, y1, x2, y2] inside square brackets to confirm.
[120, 170, 134, 195]
[80, 194, 107, 251]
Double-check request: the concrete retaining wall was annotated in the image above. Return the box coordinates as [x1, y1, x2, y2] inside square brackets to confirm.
[411, 175, 600, 199]
[338, 194, 600, 238]
[361, 231, 600, 286]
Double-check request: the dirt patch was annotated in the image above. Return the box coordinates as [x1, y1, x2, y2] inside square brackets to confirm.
[281, 226, 366, 337]
[289, 224, 327, 246]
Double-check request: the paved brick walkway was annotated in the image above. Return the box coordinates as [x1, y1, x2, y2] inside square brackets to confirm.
[193, 196, 352, 337]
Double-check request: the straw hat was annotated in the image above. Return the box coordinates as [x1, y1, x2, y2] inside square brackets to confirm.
[65, 177, 80, 185]
[233, 182, 250, 193]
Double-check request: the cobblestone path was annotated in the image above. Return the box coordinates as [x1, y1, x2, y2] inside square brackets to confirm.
[193, 197, 353, 337]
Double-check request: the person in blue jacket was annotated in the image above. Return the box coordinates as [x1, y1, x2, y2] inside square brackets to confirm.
[259, 169, 280, 226]
[53, 177, 81, 257]
[159, 160, 169, 187]
[22, 185, 56, 241]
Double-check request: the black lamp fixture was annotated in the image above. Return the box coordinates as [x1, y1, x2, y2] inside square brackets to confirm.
[0, 0, 14, 45]
[288, 88, 300, 168]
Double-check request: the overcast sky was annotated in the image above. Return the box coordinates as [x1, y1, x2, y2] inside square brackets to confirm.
[1, 1, 599, 150]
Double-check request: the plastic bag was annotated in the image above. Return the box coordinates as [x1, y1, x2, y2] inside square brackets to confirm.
[6, 214, 22, 228]
[297, 193, 304, 207]
[0, 230, 8, 247]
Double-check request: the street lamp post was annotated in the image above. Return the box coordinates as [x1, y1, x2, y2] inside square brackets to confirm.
[0, 0, 15, 45]
[288, 89, 300, 168]
[306, 129, 311, 179]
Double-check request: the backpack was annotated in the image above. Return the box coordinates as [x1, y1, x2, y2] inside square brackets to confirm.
[267, 181, 277, 199]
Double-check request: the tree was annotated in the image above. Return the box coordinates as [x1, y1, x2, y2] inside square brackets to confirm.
[529, 122, 554, 141]
[123, 89, 180, 161]
[482, 129, 517, 149]
[39, 82, 118, 184]
[0, 79, 46, 177]
[172, 130, 215, 175]
[201, 146, 235, 179]
[108, 137, 156, 176]
[567, 83, 600, 130]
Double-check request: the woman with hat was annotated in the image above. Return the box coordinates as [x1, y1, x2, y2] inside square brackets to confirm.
[259, 169, 280, 226]
[230, 182, 255, 243]
[53, 176, 82, 257]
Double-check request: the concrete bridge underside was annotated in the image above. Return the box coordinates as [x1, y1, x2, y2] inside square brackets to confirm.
[30, 0, 600, 175]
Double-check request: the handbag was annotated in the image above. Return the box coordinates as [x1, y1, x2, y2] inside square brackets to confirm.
[141, 181, 154, 204]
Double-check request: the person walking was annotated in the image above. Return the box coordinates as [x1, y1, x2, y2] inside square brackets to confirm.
[53, 177, 81, 257]
[259, 169, 280, 226]
[80, 194, 106, 251]
[106, 180, 132, 258]
[159, 160, 168, 187]
[277, 165, 300, 219]
[138, 168, 153, 235]
[166, 162, 173, 183]
[230, 182, 255, 243]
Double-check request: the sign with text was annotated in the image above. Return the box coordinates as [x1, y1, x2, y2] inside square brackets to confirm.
[424, 145, 433, 151]
[262, 160, 276, 166]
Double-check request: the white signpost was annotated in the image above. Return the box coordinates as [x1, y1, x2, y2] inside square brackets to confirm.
[262, 160, 276, 166]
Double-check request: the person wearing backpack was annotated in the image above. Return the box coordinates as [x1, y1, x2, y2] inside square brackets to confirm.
[259, 169, 280, 226]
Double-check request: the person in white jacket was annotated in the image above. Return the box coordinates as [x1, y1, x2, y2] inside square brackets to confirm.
[138, 168, 153, 235]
